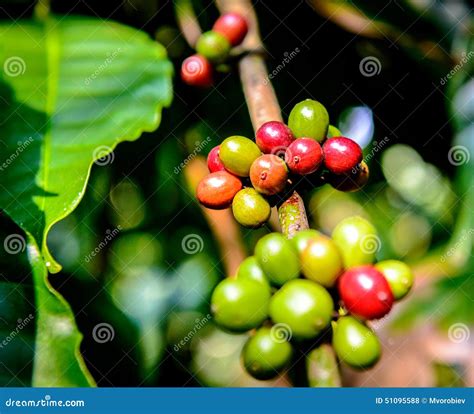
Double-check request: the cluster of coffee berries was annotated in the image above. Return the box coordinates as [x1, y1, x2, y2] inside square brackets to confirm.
[181, 13, 248, 87]
[210, 216, 414, 380]
[197, 99, 369, 228]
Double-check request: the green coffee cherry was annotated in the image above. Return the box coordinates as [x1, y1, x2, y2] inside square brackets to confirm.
[219, 136, 261, 177]
[291, 229, 321, 255]
[242, 326, 293, 380]
[288, 99, 329, 142]
[255, 233, 300, 286]
[211, 278, 270, 332]
[375, 260, 414, 300]
[232, 188, 271, 228]
[327, 125, 342, 138]
[331, 216, 379, 268]
[196, 31, 231, 63]
[269, 279, 334, 339]
[301, 235, 343, 287]
[237, 256, 270, 287]
[332, 316, 381, 369]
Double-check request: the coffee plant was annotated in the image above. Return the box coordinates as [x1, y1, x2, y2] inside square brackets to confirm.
[0, 0, 471, 389]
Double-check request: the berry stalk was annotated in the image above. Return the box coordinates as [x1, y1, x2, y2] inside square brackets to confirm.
[215, 0, 309, 238]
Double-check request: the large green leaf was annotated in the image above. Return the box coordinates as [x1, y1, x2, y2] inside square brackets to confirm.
[0, 16, 173, 385]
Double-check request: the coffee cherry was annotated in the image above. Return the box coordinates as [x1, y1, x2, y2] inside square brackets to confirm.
[291, 229, 321, 255]
[242, 326, 293, 380]
[181, 54, 213, 87]
[250, 154, 288, 195]
[211, 278, 270, 332]
[232, 188, 271, 228]
[285, 138, 323, 175]
[213, 13, 248, 46]
[255, 233, 300, 286]
[288, 99, 329, 142]
[301, 235, 343, 287]
[329, 161, 369, 192]
[269, 279, 334, 339]
[332, 316, 381, 369]
[207, 145, 225, 172]
[219, 136, 261, 177]
[331, 216, 379, 268]
[255, 121, 295, 154]
[196, 171, 242, 209]
[322, 137, 363, 175]
[327, 125, 342, 138]
[338, 265, 394, 320]
[237, 256, 270, 287]
[196, 31, 231, 63]
[375, 260, 414, 300]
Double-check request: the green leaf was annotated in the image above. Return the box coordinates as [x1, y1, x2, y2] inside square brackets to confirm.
[0, 16, 173, 272]
[0, 16, 173, 386]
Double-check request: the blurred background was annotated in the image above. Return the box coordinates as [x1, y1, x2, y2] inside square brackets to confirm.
[0, 0, 472, 387]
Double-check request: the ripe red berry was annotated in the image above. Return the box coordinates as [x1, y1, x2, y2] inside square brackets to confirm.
[255, 121, 295, 155]
[338, 265, 394, 320]
[250, 154, 288, 195]
[285, 138, 323, 175]
[213, 13, 248, 46]
[196, 171, 242, 209]
[207, 145, 225, 173]
[322, 137, 363, 175]
[181, 54, 213, 87]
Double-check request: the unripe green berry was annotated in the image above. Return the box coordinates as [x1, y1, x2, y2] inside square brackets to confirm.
[219, 136, 261, 177]
[301, 235, 343, 287]
[237, 256, 270, 288]
[196, 31, 231, 63]
[211, 278, 270, 332]
[288, 99, 329, 142]
[269, 279, 334, 339]
[327, 125, 342, 138]
[375, 260, 414, 300]
[232, 188, 271, 228]
[332, 316, 381, 369]
[242, 326, 293, 380]
[255, 233, 300, 286]
[291, 229, 321, 255]
[331, 216, 379, 268]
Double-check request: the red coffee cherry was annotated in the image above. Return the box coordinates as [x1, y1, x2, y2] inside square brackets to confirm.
[207, 145, 225, 173]
[338, 265, 394, 320]
[329, 161, 369, 192]
[181, 54, 213, 87]
[250, 154, 288, 195]
[255, 121, 295, 155]
[213, 13, 248, 46]
[196, 171, 242, 209]
[322, 137, 363, 175]
[285, 138, 323, 175]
